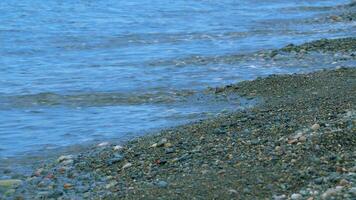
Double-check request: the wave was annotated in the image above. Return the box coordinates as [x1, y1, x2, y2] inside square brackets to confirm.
[0, 89, 242, 109]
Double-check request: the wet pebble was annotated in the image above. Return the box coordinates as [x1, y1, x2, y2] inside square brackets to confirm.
[311, 123, 320, 131]
[273, 194, 287, 200]
[0, 179, 22, 188]
[291, 193, 302, 200]
[213, 128, 226, 135]
[122, 162, 132, 170]
[107, 153, 124, 165]
[57, 155, 74, 163]
[156, 180, 168, 188]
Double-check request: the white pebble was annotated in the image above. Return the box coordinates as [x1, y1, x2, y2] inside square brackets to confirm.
[311, 123, 320, 131]
[57, 155, 73, 163]
[122, 162, 132, 170]
[273, 194, 287, 200]
[113, 145, 123, 150]
[291, 193, 302, 200]
[97, 142, 109, 147]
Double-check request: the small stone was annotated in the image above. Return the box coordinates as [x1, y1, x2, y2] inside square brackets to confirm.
[213, 128, 226, 135]
[63, 183, 73, 190]
[4, 189, 16, 196]
[273, 194, 287, 200]
[34, 168, 44, 176]
[314, 177, 324, 184]
[122, 162, 132, 170]
[201, 164, 209, 168]
[330, 15, 343, 21]
[288, 139, 298, 144]
[97, 142, 109, 147]
[349, 187, 356, 195]
[291, 193, 302, 200]
[157, 138, 168, 147]
[349, 166, 356, 172]
[311, 124, 320, 131]
[150, 143, 158, 148]
[201, 170, 209, 175]
[105, 181, 117, 189]
[228, 189, 238, 194]
[321, 187, 343, 199]
[108, 153, 124, 165]
[0, 179, 22, 188]
[45, 174, 54, 179]
[336, 166, 347, 173]
[298, 136, 307, 142]
[57, 155, 73, 163]
[164, 143, 173, 148]
[61, 159, 73, 166]
[338, 179, 350, 186]
[165, 148, 175, 154]
[113, 145, 123, 150]
[293, 132, 303, 139]
[156, 180, 168, 188]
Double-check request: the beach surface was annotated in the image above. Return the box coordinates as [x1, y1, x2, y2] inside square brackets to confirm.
[1, 37, 355, 199]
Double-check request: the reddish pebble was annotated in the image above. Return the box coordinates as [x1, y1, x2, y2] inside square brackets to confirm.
[63, 183, 73, 189]
[46, 174, 54, 179]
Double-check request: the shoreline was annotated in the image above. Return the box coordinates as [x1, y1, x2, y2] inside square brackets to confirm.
[1, 37, 355, 199]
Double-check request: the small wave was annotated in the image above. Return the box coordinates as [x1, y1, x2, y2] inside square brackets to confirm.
[0, 90, 198, 109]
[52, 30, 272, 51]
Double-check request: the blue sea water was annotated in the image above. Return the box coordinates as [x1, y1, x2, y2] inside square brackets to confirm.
[0, 0, 355, 158]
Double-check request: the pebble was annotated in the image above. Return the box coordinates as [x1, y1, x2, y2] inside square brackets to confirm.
[201, 170, 209, 175]
[165, 148, 175, 154]
[113, 145, 123, 150]
[311, 123, 320, 131]
[321, 186, 343, 199]
[0, 179, 22, 188]
[105, 181, 117, 189]
[349, 166, 356, 172]
[61, 159, 74, 166]
[298, 136, 307, 142]
[97, 142, 109, 147]
[157, 138, 168, 147]
[273, 194, 287, 200]
[290, 193, 302, 200]
[122, 162, 132, 170]
[213, 128, 226, 135]
[151, 138, 169, 148]
[228, 189, 238, 194]
[57, 155, 74, 163]
[349, 187, 356, 195]
[63, 183, 73, 190]
[338, 179, 350, 186]
[34, 168, 44, 176]
[164, 142, 173, 148]
[287, 138, 298, 144]
[156, 180, 168, 188]
[108, 153, 124, 165]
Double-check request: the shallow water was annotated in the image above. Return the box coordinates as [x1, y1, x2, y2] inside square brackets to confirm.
[0, 0, 355, 158]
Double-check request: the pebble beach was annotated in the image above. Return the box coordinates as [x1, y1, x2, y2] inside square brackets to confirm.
[0, 37, 355, 199]
[1, 1, 356, 199]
